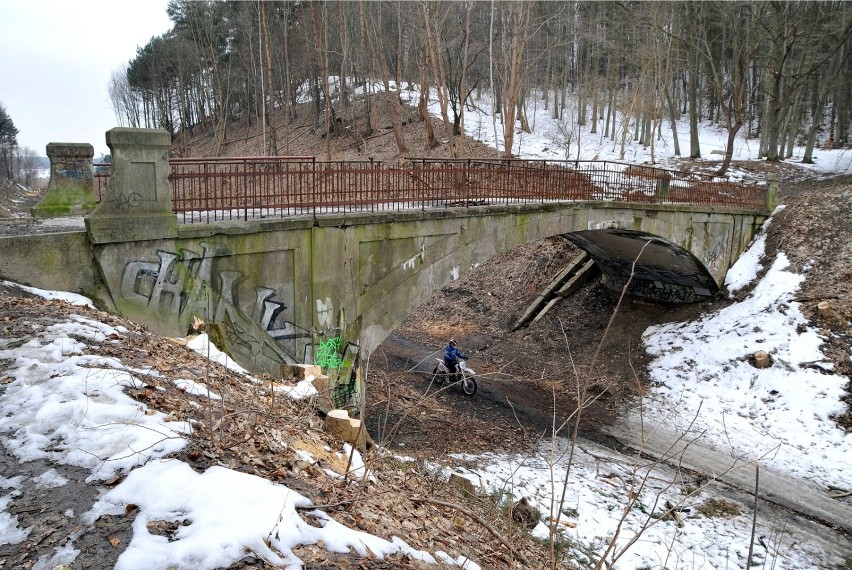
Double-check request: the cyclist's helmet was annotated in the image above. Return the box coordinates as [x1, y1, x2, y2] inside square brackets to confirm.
[449, 339, 457, 347]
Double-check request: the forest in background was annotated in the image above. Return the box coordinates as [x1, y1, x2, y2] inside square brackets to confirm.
[110, 0, 851, 174]
[0, 103, 41, 187]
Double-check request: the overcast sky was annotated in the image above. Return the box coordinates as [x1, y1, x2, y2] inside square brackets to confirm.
[0, 0, 172, 157]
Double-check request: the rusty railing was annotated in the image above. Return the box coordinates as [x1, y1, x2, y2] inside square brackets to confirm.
[93, 157, 768, 223]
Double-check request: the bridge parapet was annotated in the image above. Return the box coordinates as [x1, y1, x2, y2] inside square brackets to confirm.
[92, 154, 770, 223]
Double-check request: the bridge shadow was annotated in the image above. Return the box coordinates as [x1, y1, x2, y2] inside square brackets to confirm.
[563, 229, 719, 303]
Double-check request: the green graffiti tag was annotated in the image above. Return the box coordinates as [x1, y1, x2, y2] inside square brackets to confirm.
[315, 336, 343, 369]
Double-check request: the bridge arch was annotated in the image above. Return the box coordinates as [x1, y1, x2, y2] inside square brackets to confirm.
[0, 201, 765, 379]
[352, 202, 761, 352]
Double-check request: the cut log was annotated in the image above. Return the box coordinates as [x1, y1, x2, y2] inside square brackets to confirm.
[753, 351, 771, 369]
[324, 409, 367, 451]
[310, 375, 333, 413]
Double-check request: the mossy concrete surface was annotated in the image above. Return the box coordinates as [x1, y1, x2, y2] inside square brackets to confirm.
[31, 184, 97, 218]
[0, 201, 766, 378]
[85, 128, 177, 244]
[0, 232, 98, 295]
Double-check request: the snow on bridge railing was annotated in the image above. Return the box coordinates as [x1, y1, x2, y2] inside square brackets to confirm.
[92, 157, 768, 223]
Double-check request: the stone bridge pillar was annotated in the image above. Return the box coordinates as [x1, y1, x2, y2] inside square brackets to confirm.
[32, 142, 97, 218]
[85, 128, 177, 244]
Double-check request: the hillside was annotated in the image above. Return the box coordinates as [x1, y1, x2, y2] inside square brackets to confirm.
[176, 94, 504, 164]
[0, 177, 43, 218]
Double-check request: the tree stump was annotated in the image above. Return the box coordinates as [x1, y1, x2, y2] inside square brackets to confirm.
[817, 301, 832, 320]
[753, 350, 771, 369]
[281, 363, 322, 380]
[310, 375, 334, 413]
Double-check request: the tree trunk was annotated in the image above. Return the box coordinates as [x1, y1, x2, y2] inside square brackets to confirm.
[664, 85, 681, 156]
[688, 56, 700, 156]
[310, 2, 333, 160]
[369, 2, 408, 156]
[418, 45, 437, 150]
[456, 3, 473, 155]
[423, 2, 457, 156]
[260, 2, 278, 156]
[499, 1, 531, 158]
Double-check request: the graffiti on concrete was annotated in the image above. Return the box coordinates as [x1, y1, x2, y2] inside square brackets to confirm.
[110, 191, 147, 210]
[120, 243, 308, 362]
[315, 297, 333, 329]
[53, 159, 93, 181]
[315, 336, 344, 369]
[310, 334, 361, 409]
[329, 342, 361, 409]
[705, 239, 726, 276]
[606, 273, 703, 303]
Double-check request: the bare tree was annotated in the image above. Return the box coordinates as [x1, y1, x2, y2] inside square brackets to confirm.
[421, 0, 458, 156]
[700, 1, 760, 176]
[498, 0, 533, 158]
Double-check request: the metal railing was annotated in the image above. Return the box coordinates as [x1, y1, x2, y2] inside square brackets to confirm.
[93, 157, 768, 223]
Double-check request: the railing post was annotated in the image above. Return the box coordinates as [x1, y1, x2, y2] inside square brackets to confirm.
[466, 158, 471, 206]
[85, 128, 177, 244]
[765, 173, 780, 211]
[311, 157, 317, 223]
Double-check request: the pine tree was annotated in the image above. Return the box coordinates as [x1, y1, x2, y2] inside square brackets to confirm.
[0, 103, 20, 180]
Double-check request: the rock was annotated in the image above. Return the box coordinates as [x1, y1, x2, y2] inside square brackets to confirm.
[448, 473, 476, 497]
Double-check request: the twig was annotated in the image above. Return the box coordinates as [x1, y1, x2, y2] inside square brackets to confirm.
[746, 460, 760, 568]
[413, 496, 532, 568]
[296, 498, 358, 511]
[793, 295, 839, 302]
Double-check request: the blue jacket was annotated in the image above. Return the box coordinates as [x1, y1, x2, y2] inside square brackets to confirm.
[444, 345, 467, 365]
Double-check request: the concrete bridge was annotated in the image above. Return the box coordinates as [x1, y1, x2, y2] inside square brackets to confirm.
[0, 129, 772, 406]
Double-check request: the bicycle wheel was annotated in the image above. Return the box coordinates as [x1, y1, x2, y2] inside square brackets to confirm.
[460, 374, 477, 396]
